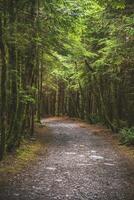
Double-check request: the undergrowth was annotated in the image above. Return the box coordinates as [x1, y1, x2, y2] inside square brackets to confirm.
[120, 127, 134, 145]
[0, 140, 42, 174]
[89, 114, 104, 124]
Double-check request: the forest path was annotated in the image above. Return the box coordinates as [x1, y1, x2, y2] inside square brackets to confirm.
[0, 117, 134, 200]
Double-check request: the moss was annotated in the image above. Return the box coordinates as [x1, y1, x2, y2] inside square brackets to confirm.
[0, 140, 42, 181]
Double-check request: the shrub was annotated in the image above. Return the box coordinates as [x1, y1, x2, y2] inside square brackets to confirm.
[89, 114, 104, 124]
[120, 127, 134, 145]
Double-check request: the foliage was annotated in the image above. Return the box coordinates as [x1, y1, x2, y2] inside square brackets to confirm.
[89, 115, 104, 125]
[43, 0, 134, 132]
[120, 127, 134, 145]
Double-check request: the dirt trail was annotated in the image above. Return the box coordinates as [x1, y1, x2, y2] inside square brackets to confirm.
[0, 118, 134, 200]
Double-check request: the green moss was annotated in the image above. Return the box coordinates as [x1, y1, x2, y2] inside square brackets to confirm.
[0, 140, 42, 176]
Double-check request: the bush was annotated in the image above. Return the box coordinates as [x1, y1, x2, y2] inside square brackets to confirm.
[120, 127, 134, 145]
[89, 114, 104, 124]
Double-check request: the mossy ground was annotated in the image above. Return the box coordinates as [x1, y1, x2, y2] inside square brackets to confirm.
[0, 139, 43, 185]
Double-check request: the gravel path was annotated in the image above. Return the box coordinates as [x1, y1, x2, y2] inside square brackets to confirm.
[0, 118, 134, 200]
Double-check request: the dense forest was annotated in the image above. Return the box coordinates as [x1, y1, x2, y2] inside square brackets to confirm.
[0, 0, 134, 160]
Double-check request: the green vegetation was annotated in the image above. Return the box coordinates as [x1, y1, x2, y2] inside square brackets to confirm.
[120, 127, 134, 145]
[0, 0, 134, 160]
[0, 140, 42, 175]
[43, 0, 134, 131]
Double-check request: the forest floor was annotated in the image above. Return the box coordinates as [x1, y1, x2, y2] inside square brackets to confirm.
[0, 117, 134, 200]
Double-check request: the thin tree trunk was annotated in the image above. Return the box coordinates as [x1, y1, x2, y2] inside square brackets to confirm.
[0, 16, 7, 160]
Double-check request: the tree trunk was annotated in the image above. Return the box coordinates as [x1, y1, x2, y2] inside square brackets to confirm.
[0, 16, 7, 160]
